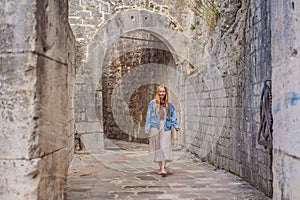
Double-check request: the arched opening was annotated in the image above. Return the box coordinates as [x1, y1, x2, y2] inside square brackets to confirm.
[100, 30, 180, 143]
[79, 9, 190, 152]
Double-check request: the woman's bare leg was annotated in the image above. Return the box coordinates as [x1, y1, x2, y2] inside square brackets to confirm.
[160, 161, 167, 174]
[157, 161, 162, 174]
[157, 161, 166, 174]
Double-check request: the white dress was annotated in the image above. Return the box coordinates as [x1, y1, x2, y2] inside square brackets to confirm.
[149, 120, 172, 162]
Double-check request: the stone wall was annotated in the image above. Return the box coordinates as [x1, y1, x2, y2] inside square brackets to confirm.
[186, 0, 243, 177]
[240, 0, 273, 196]
[185, 0, 273, 196]
[271, 0, 300, 199]
[0, 0, 75, 199]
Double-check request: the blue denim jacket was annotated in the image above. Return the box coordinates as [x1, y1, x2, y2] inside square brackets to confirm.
[145, 100, 179, 131]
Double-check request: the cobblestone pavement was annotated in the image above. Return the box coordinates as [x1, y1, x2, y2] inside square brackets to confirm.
[65, 139, 271, 200]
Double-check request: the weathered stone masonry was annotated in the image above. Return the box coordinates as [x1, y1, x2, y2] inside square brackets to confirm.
[185, 0, 273, 196]
[1, 0, 299, 199]
[67, 0, 278, 197]
[271, 0, 300, 199]
[68, 0, 275, 197]
[0, 1, 75, 199]
[188, 0, 272, 197]
[240, 0, 272, 196]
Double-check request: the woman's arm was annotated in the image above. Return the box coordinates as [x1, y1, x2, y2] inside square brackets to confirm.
[170, 103, 180, 131]
[145, 101, 152, 133]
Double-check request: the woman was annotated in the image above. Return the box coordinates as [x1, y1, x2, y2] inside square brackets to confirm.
[145, 84, 180, 175]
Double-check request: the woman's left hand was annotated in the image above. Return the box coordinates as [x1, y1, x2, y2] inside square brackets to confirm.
[175, 128, 180, 132]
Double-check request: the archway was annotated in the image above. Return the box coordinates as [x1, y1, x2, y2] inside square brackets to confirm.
[77, 9, 190, 151]
[100, 30, 181, 143]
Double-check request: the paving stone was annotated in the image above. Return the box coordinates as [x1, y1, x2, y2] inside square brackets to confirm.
[136, 175, 158, 180]
[66, 139, 271, 200]
[137, 191, 165, 195]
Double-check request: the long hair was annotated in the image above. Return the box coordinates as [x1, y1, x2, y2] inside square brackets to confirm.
[154, 84, 170, 119]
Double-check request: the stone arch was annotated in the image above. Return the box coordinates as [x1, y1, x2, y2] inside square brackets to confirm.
[78, 9, 192, 150]
[101, 30, 179, 143]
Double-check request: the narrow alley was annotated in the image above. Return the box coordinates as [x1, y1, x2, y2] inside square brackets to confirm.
[2, 0, 300, 199]
[65, 139, 270, 200]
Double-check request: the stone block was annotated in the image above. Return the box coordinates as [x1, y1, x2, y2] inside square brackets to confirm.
[35, 1, 71, 64]
[273, 150, 300, 200]
[0, 1, 36, 52]
[76, 121, 103, 134]
[0, 53, 37, 159]
[139, 9, 155, 28]
[28, 55, 70, 158]
[0, 146, 72, 199]
[37, 146, 71, 200]
[80, 132, 104, 152]
[0, 159, 40, 200]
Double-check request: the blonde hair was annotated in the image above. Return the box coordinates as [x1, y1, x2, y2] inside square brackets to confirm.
[154, 84, 170, 119]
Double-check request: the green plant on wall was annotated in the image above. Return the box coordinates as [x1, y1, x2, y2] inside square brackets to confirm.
[189, 0, 220, 29]
[190, 23, 196, 30]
